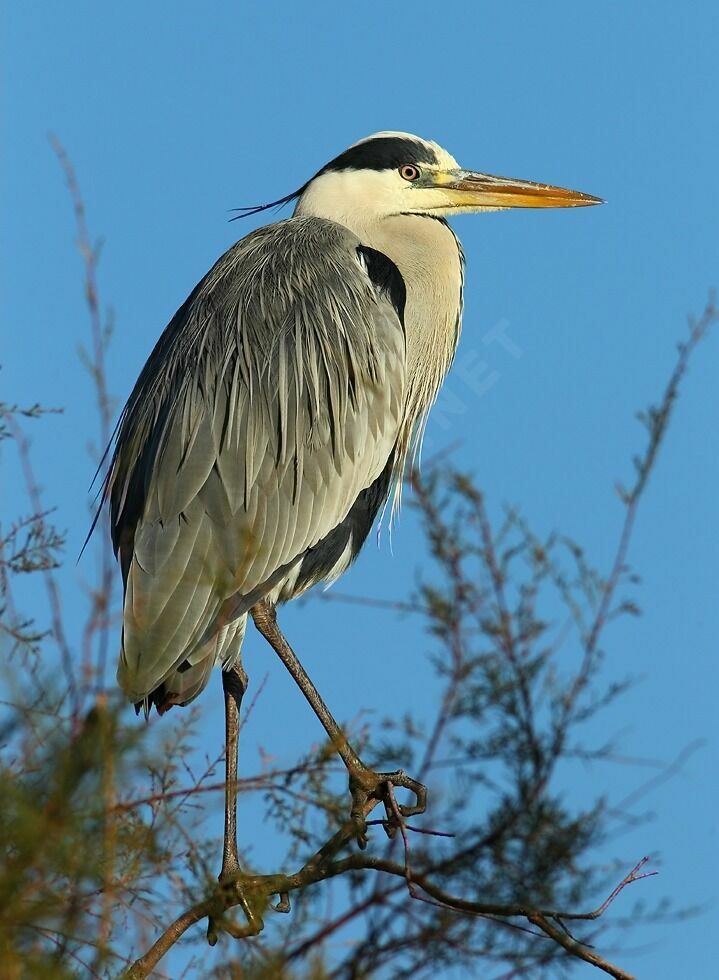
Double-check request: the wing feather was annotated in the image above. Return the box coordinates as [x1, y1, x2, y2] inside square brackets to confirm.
[108, 216, 405, 704]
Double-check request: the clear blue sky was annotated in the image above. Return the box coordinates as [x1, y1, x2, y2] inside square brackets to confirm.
[2, 3, 717, 977]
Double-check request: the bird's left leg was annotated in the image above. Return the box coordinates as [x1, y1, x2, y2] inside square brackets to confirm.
[250, 599, 426, 846]
[208, 661, 252, 946]
[219, 662, 248, 881]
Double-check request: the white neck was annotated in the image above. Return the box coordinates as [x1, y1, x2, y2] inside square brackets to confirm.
[368, 213, 464, 455]
[296, 181, 464, 474]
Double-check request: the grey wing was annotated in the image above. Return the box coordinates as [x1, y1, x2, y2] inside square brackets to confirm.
[107, 216, 406, 706]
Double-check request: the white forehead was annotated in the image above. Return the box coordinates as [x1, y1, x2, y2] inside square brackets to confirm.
[351, 131, 460, 170]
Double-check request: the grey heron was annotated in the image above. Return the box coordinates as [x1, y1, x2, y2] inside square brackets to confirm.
[104, 131, 600, 902]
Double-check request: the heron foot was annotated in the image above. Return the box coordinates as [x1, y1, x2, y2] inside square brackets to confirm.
[207, 870, 265, 946]
[348, 764, 427, 848]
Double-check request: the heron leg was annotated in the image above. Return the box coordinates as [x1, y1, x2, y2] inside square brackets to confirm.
[250, 599, 426, 846]
[207, 663, 250, 946]
[219, 662, 248, 881]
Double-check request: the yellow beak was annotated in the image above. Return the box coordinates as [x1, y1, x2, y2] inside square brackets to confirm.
[439, 169, 603, 209]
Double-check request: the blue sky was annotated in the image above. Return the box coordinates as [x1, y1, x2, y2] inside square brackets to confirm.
[2, 2, 718, 977]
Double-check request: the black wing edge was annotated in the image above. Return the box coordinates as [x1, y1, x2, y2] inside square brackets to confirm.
[356, 246, 406, 328]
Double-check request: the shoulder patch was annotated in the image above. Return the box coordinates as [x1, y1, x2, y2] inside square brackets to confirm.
[356, 246, 406, 327]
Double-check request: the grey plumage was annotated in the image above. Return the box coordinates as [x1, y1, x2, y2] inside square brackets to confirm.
[109, 216, 406, 710]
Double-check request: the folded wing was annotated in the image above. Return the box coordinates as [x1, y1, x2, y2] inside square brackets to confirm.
[107, 216, 406, 706]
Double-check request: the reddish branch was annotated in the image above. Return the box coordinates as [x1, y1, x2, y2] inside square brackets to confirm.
[553, 294, 717, 756]
[3, 413, 79, 719]
[122, 800, 654, 980]
[50, 134, 116, 697]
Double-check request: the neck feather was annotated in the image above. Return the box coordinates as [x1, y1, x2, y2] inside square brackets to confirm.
[363, 214, 464, 473]
[295, 197, 465, 504]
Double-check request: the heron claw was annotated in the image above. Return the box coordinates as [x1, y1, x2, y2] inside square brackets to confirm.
[207, 870, 265, 945]
[348, 766, 427, 847]
[272, 892, 291, 913]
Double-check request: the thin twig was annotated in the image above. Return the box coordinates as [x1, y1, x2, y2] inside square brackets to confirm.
[50, 133, 116, 696]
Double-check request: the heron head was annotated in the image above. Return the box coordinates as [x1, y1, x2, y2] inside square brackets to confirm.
[292, 131, 602, 224]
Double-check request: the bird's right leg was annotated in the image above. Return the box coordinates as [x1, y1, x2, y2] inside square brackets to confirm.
[250, 600, 426, 846]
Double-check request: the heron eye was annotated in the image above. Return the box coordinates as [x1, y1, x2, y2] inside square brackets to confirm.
[399, 164, 421, 182]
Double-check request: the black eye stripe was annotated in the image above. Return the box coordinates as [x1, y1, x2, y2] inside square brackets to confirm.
[232, 137, 440, 222]
[318, 137, 438, 175]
